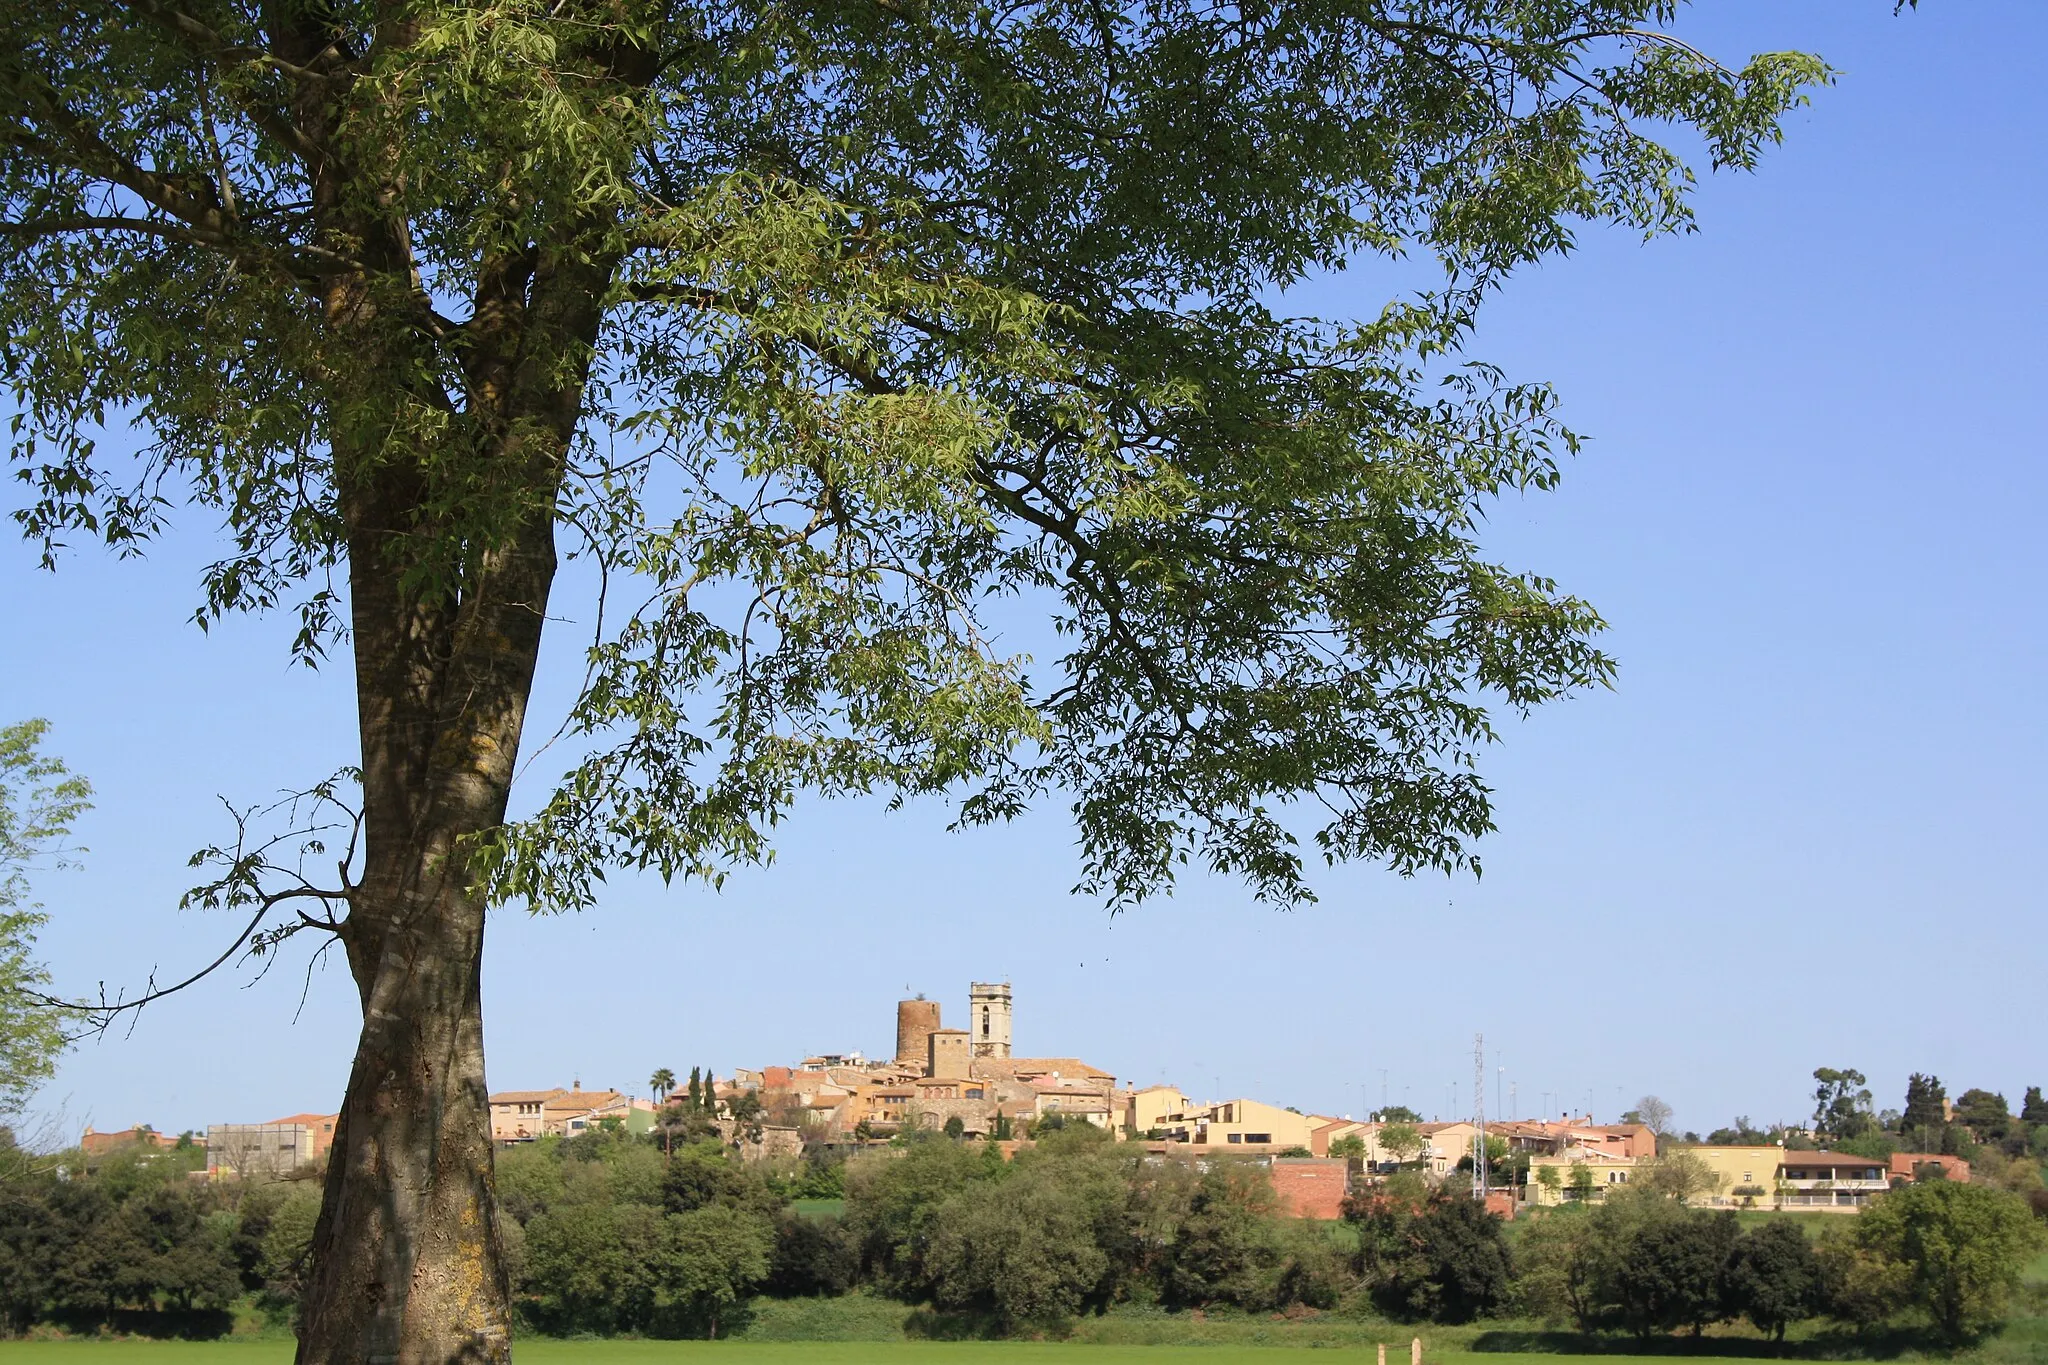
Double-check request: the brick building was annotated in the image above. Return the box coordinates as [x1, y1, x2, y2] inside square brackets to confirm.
[1268, 1157, 1350, 1219]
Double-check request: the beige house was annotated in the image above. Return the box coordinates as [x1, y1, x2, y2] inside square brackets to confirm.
[1494, 1118, 1656, 1161]
[1124, 1085, 1192, 1135]
[1524, 1148, 1639, 1205]
[1032, 1077, 1114, 1127]
[1675, 1144, 1779, 1204]
[489, 1085, 653, 1142]
[1532, 1144, 1890, 1212]
[1777, 1151, 1890, 1207]
[1415, 1121, 1481, 1175]
[1153, 1098, 1320, 1151]
[1308, 1117, 1371, 1158]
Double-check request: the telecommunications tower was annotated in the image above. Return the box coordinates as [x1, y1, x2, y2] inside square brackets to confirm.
[1472, 1032, 1488, 1200]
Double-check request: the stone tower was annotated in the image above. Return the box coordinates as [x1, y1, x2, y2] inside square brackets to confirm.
[927, 1029, 971, 1079]
[895, 997, 941, 1067]
[968, 981, 1012, 1059]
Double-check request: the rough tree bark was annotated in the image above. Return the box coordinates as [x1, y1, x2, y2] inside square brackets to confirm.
[293, 244, 611, 1360]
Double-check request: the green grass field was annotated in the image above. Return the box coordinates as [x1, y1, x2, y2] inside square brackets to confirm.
[5, 1247, 2041, 1365]
[0, 1348, 1771, 1365]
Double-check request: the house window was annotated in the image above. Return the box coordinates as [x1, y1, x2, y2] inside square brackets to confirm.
[1227, 1133, 1243, 1143]
[1245, 1133, 1272, 1144]
[1743, 1173, 1752, 1182]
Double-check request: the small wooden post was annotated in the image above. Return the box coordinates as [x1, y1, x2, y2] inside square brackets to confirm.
[1411, 1337, 1422, 1365]
[1378, 1345, 1386, 1365]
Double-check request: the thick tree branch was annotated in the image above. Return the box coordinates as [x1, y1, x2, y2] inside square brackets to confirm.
[106, 0, 333, 162]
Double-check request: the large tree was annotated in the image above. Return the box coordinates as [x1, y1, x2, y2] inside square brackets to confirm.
[2, 1, 1828, 1359]
[1901, 1072, 1948, 1138]
[1854, 1180, 2047, 1341]
[1811, 1067, 1876, 1143]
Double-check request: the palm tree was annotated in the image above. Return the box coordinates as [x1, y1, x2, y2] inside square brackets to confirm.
[650, 1068, 676, 1104]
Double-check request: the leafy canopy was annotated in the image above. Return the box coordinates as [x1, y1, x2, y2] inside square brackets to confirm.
[0, 721, 90, 1112]
[1853, 1180, 2047, 1340]
[2, 0, 1829, 908]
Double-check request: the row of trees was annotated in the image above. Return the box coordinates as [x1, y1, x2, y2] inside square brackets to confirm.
[1518, 1179, 2045, 1344]
[497, 1121, 842, 1337]
[3, 1115, 2044, 1345]
[0, 1135, 321, 1337]
[1805, 1068, 2047, 1158]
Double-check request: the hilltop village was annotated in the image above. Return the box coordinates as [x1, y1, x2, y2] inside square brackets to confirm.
[82, 981, 1994, 1221]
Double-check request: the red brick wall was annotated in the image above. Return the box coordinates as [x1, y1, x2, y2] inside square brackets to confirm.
[1269, 1159, 1349, 1219]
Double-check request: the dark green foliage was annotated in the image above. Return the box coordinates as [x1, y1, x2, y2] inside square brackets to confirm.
[1812, 1067, 1876, 1143]
[0, 1181, 58, 1333]
[1834, 1132, 1898, 1162]
[109, 1184, 240, 1312]
[1850, 1179, 2047, 1340]
[843, 1135, 991, 1297]
[1153, 1161, 1287, 1311]
[1954, 1089, 2012, 1145]
[497, 1132, 777, 1337]
[770, 1152, 847, 1202]
[766, 1212, 859, 1298]
[2020, 1087, 2048, 1127]
[1705, 1116, 1771, 1146]
[1902, 1073, 1949, 1136]
[842, 1132, 1338, 1324]
[1726, 1219, 1820, 1341]
[0, 1162, 248, 1337]
[1369, 1190, 1513, 1324]
[924, 1162, 1113, 1324]
[1610, 1210, 1739, 1340]
[519, 1201, 773, 1337]
[661, 1140, 779, 1217]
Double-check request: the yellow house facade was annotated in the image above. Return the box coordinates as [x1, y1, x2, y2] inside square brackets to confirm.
[1153, 1098, 1320, 1151]
[1124, 1085, 1192, 1135]
[1523, 1149, 1639, 1205]
[1675, 1145, 1779, 1205]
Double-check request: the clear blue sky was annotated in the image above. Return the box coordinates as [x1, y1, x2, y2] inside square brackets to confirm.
[5, 2, 2043, 1141]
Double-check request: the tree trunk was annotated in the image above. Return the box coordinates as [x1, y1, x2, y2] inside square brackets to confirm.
[295, 877, 509, 1364]
[282, 202, 609, 1356]
[294, 473, 560, 1363]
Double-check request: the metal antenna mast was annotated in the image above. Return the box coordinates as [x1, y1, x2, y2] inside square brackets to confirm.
[1472, 1033, 1488, 1200]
